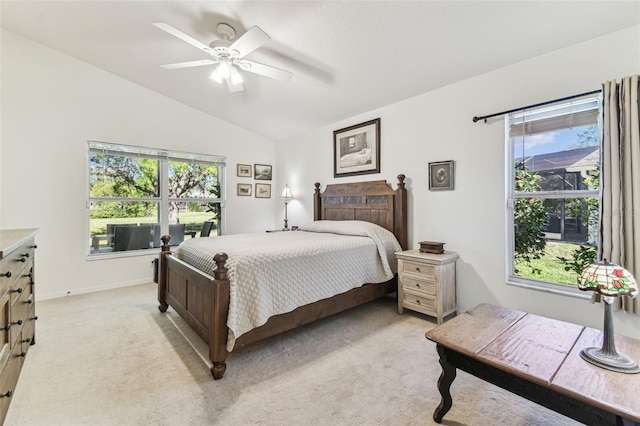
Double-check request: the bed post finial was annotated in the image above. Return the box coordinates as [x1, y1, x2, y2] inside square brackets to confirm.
[397, 174, 406, 188]
[314, 182, 322, 221]
[213, 253, 229, 280]
[161, 235, 171, 252]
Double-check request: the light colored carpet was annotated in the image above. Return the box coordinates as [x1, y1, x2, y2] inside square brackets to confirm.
[5, 283, 580, 426]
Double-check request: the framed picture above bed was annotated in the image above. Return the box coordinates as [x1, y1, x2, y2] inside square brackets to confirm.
[255, 183, 271, 198]
[333, 118, 380, 178]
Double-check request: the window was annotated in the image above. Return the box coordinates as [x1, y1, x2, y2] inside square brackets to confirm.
[87, 141, 224, 256]
[506, 95, 600, 293]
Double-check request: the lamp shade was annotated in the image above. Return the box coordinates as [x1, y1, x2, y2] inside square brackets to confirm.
[280, 185, 293, 200]
[578, 259, 638, 298]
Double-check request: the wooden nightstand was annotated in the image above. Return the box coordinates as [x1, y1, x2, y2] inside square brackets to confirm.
[396, 249, 458, 324]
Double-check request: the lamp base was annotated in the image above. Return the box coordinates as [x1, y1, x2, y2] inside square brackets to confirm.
[580, 347, 640, 374]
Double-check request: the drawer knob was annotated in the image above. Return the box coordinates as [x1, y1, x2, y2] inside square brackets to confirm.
[14, 288, 23, 294]
[416, 300, 421, 304]
[416, 267, 420, 272]
[16, 257, 26, 263]
[416, 283, 421, 288]
[0, 390, 13, 398]
[26, 299, 33, 304]
[32, 316, 39, 321]
[12, 320, 23, 326]
[1, 271, 11, 278]
[22, 338, 31, 344]
[30, 245, 38, 249]
[18, 352, 26, 358]
[1, 324, 10, 332]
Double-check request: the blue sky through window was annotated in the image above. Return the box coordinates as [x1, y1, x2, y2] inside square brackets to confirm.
[513, 125, 594, 160]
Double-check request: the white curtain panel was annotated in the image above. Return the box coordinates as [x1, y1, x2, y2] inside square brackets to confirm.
[600, 74, 640, 314]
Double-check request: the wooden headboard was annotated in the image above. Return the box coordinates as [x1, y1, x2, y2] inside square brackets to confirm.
[313, 174, 408, 249]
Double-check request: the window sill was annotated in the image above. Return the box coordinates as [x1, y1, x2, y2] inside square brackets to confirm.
[86, 248, 161, 261]
[506, 278, 592, 300]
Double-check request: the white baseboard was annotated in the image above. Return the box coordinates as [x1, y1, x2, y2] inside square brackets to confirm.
[37, 278, 153, 300]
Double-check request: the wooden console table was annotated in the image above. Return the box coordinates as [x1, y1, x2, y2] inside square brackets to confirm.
[426, 303, 640, 425]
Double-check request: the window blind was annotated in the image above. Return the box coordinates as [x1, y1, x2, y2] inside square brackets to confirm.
[88, 141, 226, 167]
[508, 97, 600, 138]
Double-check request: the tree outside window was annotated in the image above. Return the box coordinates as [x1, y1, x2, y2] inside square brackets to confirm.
[88, 142, 224, 255]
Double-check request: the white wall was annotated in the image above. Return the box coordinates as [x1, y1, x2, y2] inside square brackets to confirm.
[276, 25, 640, 338]
[0, 29, 277, 298]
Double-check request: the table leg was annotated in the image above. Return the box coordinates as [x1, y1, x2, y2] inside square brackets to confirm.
[433, 343, 457, 423]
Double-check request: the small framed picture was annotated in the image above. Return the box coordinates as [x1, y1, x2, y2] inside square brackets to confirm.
[237, 183, 252, 196]
[237, 164, 252, 177]
[429, 160, 454, 191]
[254, 164, 272, 180]
[255, 183, 271, 198]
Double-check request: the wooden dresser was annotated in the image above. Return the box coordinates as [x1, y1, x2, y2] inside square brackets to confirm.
[0, 229, 38, 424]
[396, 249, 458, 324]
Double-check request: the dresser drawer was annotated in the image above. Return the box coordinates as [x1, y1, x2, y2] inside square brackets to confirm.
[0, 244, 33, 297]
[10, 265, 33, 307]
[0, 349, 21, 424]
[10, 291, 33, 348]
[21, 312, 36, 354]
[0, 293, 10, 374]
[401, 260, 436, 280]
[401, 274, 436, 295]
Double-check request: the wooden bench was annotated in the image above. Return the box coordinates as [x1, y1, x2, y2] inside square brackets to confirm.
[426, 303, 640, 425]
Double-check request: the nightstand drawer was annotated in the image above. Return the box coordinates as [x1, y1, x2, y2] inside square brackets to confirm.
[401, 261, 436, 280]
[402, 275, 436, 295]
[402, 293, 436, 312]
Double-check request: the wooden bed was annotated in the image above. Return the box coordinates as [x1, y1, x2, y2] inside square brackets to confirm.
[157, 174, 408, 379]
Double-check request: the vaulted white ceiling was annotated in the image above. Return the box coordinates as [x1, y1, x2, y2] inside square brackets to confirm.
[2, 1, 639, 141]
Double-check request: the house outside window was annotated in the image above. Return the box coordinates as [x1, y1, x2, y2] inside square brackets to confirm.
[87, 141, 224, 256]
[506, 95, 600, 293]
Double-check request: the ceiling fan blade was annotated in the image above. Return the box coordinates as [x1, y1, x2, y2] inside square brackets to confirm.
[226, 78, 244, 92]
[229, 26, 270, 58]
[160, 59, 217, 70]
[153, 23, 211, 53]
[238, 60, 293, 82]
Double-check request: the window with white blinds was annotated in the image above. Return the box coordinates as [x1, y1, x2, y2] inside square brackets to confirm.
[506, 94, 601, 294]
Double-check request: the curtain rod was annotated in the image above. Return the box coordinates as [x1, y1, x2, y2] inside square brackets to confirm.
[472, 89, 601, 123]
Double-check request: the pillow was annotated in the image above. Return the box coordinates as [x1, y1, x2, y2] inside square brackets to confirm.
[299, 220, 402, 267]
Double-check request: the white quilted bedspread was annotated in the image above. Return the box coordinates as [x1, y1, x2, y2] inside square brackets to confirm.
[175, 220, 402, 351]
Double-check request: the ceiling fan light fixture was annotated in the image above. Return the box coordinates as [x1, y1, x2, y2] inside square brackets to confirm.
[217, 61, 231, 79]
[230, 66, 244, 85]
[209, 67, 224, 84]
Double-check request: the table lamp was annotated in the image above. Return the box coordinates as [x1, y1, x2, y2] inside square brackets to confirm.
[280, 184, 293, 231]
[578, 259, 639, 373]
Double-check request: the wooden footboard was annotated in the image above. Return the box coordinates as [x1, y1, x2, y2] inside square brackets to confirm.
[158, 237, 230, 379]
[157, 174, 408, 380]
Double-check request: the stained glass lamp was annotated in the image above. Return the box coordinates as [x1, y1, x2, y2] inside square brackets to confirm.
[578, 259, 639, 373]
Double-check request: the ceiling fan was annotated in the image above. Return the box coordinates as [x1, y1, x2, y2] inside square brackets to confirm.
[153, 22, 293, 92]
